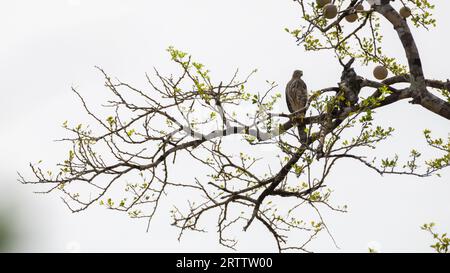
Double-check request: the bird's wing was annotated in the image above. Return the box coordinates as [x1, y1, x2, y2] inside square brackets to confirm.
[286, 97, 294, 113]
[285, 81, 295, 113]
[297, 79, 308, 107]
[300, 79, 307, 91]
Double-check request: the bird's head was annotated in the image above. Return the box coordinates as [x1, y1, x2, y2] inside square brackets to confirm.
[292, 70, 303, 78]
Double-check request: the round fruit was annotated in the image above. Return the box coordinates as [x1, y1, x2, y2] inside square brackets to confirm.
[400, 7, 411, 18]
[323, 4, 338, 19]
[345, 13, 358, 23]
[373, 65, 388, 80]
[355, 4, 364, 12]
[316, 0, 331, 8]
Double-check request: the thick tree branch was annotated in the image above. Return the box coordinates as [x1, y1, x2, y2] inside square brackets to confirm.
[374, 1, 450, 119]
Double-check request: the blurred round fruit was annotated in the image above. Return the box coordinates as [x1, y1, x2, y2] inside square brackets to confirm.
[323, 4, 338, 19]
[373, 65, 389, 80]
[400, 7, 412, 18]
[345, 13, 358, 23]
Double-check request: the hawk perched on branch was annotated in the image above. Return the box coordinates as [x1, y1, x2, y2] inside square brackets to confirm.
[286, 70, 308, 143]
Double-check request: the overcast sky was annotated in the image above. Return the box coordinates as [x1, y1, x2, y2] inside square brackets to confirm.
[1, 0, 449, 252]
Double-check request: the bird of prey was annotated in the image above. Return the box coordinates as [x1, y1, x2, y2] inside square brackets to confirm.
[286, 70, 308, 143]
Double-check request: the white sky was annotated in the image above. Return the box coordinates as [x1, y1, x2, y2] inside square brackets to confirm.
[0, 0, 449, 252]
